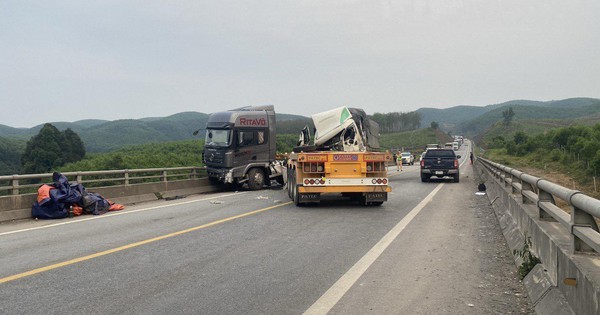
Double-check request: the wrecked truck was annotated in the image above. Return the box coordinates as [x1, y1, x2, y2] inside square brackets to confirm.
[202, 105, 285, 190]
[286, 107, 392, 206]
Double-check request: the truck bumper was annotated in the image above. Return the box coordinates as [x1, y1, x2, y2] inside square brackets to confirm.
[296, 189, 388, 203]
[298, 186, 391, 193]
[206, 167, 235, 183]
[420, 169, 459, 175]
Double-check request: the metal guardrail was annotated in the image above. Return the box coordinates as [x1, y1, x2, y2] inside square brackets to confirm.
[0, 167, 206, 196]
[479, 157, 600, 254]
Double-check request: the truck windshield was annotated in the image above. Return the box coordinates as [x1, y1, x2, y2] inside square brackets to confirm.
[205, 129, 231, 147]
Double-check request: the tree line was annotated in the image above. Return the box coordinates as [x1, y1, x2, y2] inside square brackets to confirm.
[370, 111, 421, 133]
[487, 123, 600, 176]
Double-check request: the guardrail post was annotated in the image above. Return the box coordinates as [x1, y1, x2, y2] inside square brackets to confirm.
[571, 201, 599, 253]
[124, 170, 130, 185]
[190, 168, 197, 179]
[498, 168, 506, 187]
[11, 176, 19, 195]
[510, 173, 518, 193]
[162, 170, 168, 182]
[537, 189, 557, 221]
[521, 180, 535, 204]
[76, 173, 83, 184]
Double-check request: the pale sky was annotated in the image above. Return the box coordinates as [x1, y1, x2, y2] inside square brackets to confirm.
[1, 0, 599, 128]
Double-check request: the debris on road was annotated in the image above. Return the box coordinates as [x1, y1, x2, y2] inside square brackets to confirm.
[32, 172, 124, 220]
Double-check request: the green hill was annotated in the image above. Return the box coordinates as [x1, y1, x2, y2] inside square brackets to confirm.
[460, 101, 600, 136]
[477, 113, 600, 148]
[418, 97, 600, 135]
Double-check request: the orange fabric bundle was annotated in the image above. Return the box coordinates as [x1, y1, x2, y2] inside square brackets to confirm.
[72, 205, 84, 216]
[36, 184, 55, 203]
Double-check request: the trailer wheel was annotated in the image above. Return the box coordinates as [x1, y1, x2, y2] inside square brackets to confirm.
[287, 169, 293, 198]
[291, 174, 304, 206]
[247, 168, 265, 191]
[293, 184, 303, 207]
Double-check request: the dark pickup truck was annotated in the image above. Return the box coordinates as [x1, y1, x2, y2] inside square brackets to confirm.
[420, 149, 461, 182]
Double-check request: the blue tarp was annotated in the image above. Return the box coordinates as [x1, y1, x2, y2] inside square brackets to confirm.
[32, 172, 111, 219]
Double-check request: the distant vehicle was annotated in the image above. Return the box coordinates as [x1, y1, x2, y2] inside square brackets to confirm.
[420, 149, 461, 182]
[444, 142, 454, 149]
[401, 152, 415, 165]
[452, 141, 459, 150]
[454, 135, 464, 145]
[426, 143, 440, 150]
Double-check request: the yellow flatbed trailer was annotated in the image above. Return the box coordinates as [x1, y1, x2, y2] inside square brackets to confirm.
[286, 151, 392, 206]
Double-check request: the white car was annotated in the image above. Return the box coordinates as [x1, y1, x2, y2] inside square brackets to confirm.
[401, 152, 415, 165]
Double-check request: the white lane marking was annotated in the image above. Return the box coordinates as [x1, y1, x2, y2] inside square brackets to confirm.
[0, 191, 249, 237]
[304, 183, 445, 315]
[459, 143, 471, 168]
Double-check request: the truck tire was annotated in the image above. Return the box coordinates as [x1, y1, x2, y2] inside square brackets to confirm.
[276, 175, 285, 186]
[421, 174, 429, 182]
[287, 169, 293, 198]
[208, 176, 220, 185]
[247, 168, 265, 191]
[292, 177, 304, 207]
[453, 175, 460, 183]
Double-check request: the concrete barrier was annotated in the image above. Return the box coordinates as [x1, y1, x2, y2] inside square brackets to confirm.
[476, 160, 600, 314]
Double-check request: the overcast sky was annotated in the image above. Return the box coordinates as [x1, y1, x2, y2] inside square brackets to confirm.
[1, 0, 599, 128]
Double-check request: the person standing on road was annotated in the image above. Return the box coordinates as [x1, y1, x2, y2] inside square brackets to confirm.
[470, 152, 474, 165]
[396, 151, 403, 171]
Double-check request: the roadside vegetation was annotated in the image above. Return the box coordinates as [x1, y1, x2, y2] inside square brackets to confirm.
[59, 140, 204, 172]
[481, 123, 600, 199]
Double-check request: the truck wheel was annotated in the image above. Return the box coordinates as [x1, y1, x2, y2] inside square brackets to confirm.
[287, 171, 293, 198]
[421, 175, 429, 182]
[208, 177, 220, 185]
[453, 175, 460, 183]
[276, 175, 285, 186]
[247, 168, 265, 191]
[360, 195, 370, 206]
[293, 181, 303, 207]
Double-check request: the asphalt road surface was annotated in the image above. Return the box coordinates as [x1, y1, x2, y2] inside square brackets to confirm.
[0, 142, 532, 314]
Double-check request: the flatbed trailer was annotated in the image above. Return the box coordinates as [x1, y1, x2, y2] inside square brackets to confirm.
[286, 150, 392, 206]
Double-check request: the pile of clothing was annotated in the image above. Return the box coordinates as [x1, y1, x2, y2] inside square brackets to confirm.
[32, 172, 125, 219]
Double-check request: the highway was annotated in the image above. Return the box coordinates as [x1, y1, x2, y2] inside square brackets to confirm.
[0, 142, 532, 314]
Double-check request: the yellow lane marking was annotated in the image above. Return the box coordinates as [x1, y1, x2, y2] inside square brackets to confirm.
[0, 201, 292, 284]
